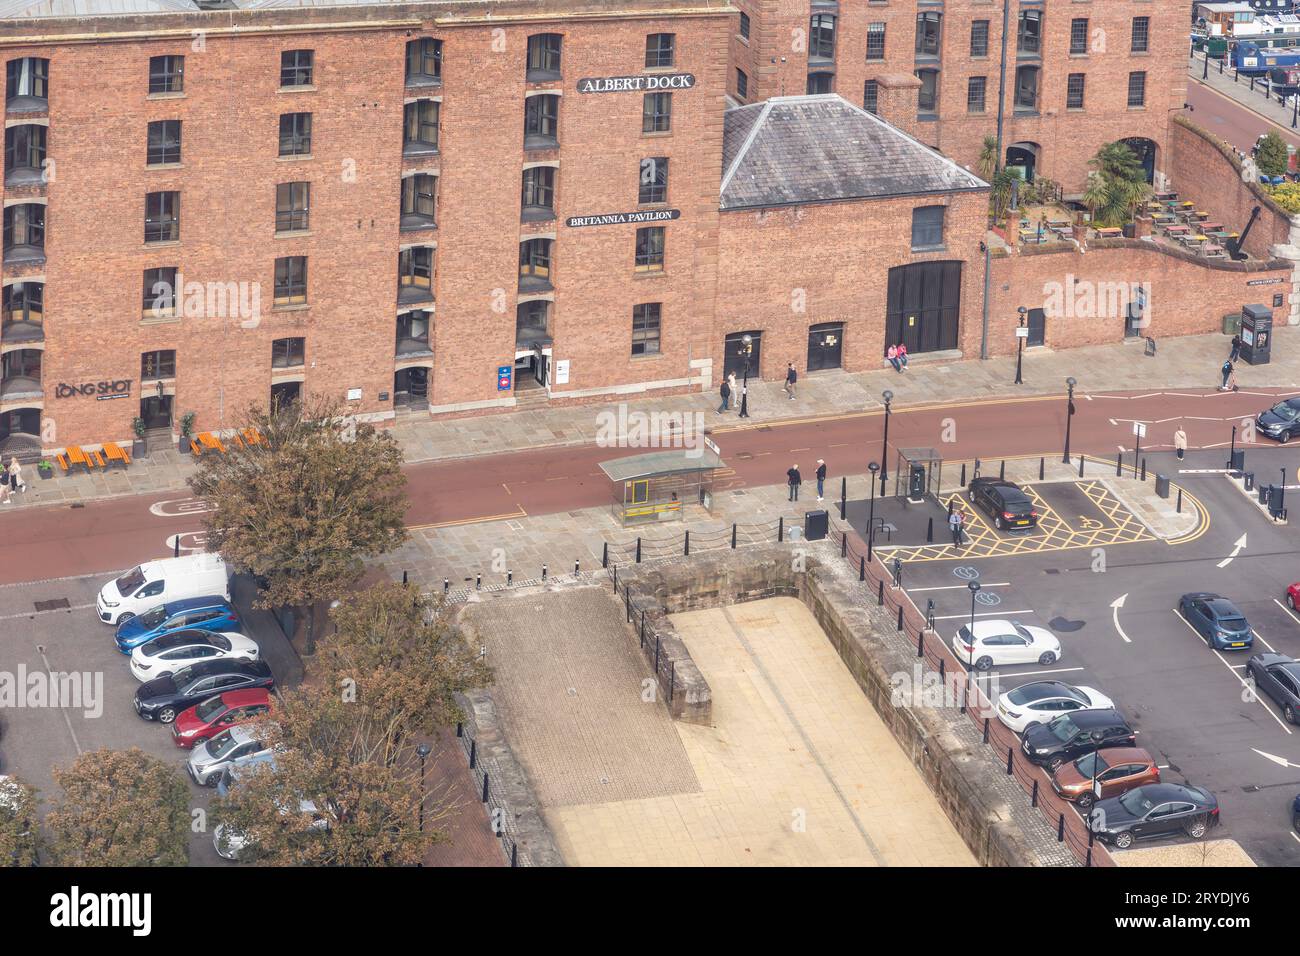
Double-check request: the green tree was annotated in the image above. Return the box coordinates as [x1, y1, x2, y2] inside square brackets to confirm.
[46, 749, 190, 866]
[1256, 131, 1289, 178]
[1083, 141, 1154, 226]
[989, 168, 1019, 224]
[188, 396, 409, 653]
[978, 134, 999, 181]
[0, 774, 40, 866]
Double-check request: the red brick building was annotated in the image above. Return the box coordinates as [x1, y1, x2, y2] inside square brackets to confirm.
[727, 1, 1187, 192]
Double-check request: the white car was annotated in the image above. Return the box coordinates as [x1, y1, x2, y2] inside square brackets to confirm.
[214, 799, 329, 861]
[952, 619, 1062, 671]
[129, 629, 258, 682]
[995, 680, 1115, 733]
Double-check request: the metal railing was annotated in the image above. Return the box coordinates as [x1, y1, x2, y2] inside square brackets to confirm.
[454, 720, 529, 867]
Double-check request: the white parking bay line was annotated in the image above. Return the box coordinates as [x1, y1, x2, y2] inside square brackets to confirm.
[1292, 831, 1300, 846]
[973, 666, 1085, 681]
[933, 609, 1034, 621]
[0, 602, 95, 622]
[1274, 598, 1300, 629]
[910, 582, 1012, 592]
[1252, 629, 1277, 654]
[1172, 610, 1291, 735]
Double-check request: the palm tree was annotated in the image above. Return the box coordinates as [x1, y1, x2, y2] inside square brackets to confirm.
[1083, 142, 1152, 227]
[1081, 172, 1109, 223]
[978, 135, 999, 181]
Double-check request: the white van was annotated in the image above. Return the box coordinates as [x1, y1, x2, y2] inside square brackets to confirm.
[95, 553, 230, 626]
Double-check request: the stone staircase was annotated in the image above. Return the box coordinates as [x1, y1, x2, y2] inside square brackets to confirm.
[513, 386, 551, 410]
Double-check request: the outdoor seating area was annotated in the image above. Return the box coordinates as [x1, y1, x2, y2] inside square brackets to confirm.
[54, 442, 128, 475]
[1144, 194, 1233, 259]
[189, 427, 265, 457]
[1017, 216, 1073, 245]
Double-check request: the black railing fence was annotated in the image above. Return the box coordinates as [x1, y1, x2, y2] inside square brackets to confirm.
[454, 720, 528, 867]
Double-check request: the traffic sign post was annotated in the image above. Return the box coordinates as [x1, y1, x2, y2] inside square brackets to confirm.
[1132, 421, 1146, 477]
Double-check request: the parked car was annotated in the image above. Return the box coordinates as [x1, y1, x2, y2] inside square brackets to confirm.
[1051, 746, 1160, 808]
[172, 688, 273, 749]
[96, 553, 230, 626]
[214, 797, 330, 861]
[134, 659, 274, 723]
[114, 596, 240, 653]
[1021, 708, 1136, 770]
[1286, 582, 1300, 611]
[187, 724, 277, 787]
[1178, 593, 1254, 650]
[215, 751, 278, 798]
[1089, 783, 1219, 849]
[952, 619, 1061, 671]
[967, 477, 1039, 531]
[1293, 792, 1300, 834]
[129, 629, 258, 682]
[1247, 653, 1300, 723]
[995, 680, 1115, 733]
[1255, 397, 1300, 444]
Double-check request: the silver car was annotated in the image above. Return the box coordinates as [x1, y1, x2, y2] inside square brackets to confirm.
[187, 724, 274, 788]
[213, 798, 326, 861]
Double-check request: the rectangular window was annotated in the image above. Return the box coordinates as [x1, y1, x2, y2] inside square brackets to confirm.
[142, 267, 177, 316]
[866, 22, 886, 61]
[271, 337, 306, 368]
[1015, 65, 1039, 111]
[736, 68, 748, 100]
[275, 181, 310, 233]
[646, 33, 675, 68]
[810, 14, 836, 61]
[1066, 73, 1085, 110]
[631, 303, 661, 356]
[147, 120, 181, 165]
[643, 92, 672, 133]
[279, 112, 312, 156]
[1070, 18, 1089, 55]
[911, 205, 945, 250]
[6, 58, 47, 104]
[398, 247, 434, 299]
[526, 34, 563, 81]
[521, 165, 555, 218]
[141, 350, 176, 380]
[739, 12, 750, 40]
[404, 99, 440, 153]
[915, 12, 942, 57]
[916, 69, 939, 113]
[970, 20, 989, 57]
[807, 72, 833, 95]
[148, 55, 184, 94]
[1127, 71, 1146, 107]
[405, 38, 443, 86]
[639, 157, 668, 204]
[863, 79, 879, 114]
[280, 50, 314, 88]
[274, 256, 308, 305]
[967, 76, 986, 113]
[144, 191, 180, 243]
[635, 226, 665, 272]
[1131, 16, 1150, 53]
[524, 94, 560, 148]
[401, 173, 437, 227]
[1018, 11, 1042, 55]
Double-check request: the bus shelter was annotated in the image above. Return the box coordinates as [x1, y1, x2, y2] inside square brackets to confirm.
[599, 446, 724, 526]
[892, 447, 943, 502]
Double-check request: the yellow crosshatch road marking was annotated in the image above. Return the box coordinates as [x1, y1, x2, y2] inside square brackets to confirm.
[877, 481, 1155, 562]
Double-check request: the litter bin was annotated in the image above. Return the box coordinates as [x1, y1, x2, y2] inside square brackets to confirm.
[1230, 449, 1246, 473]
[1270, 490, 1287, 519]
[804, 509, 829, 541]
[1260, 484, 1273, 506]
[1245, 472, 1255, 492]
[1154, 474, 1170, 499]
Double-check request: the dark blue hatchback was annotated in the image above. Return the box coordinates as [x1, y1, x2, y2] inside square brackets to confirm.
[114, 596, 240, 654]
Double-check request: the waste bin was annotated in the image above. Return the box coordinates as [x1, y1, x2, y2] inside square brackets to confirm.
[1154, 474, 1170, 499]
[1260, 483, 1273, 506]
[1245, 472, 1255, 492]
[1230, 449, 1246, 473]
[804, 509, 829, 541]
[908, 463, 926, 500]
[1270, 490, 1287, 519]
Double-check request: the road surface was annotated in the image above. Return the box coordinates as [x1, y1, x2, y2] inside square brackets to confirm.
[1185, 71, 1300, 154]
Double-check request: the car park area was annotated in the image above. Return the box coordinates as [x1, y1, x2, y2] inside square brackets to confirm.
[886, 448, 1300, 866]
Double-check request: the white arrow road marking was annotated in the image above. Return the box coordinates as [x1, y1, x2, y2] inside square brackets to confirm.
[1253, 749, 1300, 769]
[149, 497, 214, 518]
[1110, 593, 1132, 644]
[1108, 418, 1118, 425]
[1172, 610, 1291, 735]
[1216, 532, 1248, 568]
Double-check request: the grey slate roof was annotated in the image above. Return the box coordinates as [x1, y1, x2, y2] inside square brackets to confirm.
[720, 94, 988, 211]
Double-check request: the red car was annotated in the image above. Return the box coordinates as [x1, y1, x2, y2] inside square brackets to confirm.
[1288, 583, 1300, 611]
[171, 688, 273, 749]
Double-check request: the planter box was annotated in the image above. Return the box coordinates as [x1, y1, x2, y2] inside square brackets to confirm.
[37, 467, 53, 480]
[131, 440, 147, 460]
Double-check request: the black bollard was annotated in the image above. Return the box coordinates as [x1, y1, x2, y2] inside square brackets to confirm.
[507, 569, 512, 587]
[443, 578, 449, 594]
[839, 476, 847, 520]
[684, 530, 690, 556]
[574, 559, 580, 576]
[1176, 488, 1183, 513]
[731, 524, 737, 549]
[1116, 453, 1122, 476]
[778, 517, 784, 542]
[1078, 455, 1085, 478]
[174, 536, 180, 557]
[859, 555, 865, 582]
[636, 537, 642, 563]
[926, 517, 933, 543]
[960, 462, 967, 486]
[1039, 457, 1045, 480]
[877, 579, 884, 605]
[476, 573, 481, 590]
[542, 565, 547, 582]
[999, 460, 1005, 480]
[602, 541, 609, 568]
[1140, 458, 1146, 482]
[896, 605, 903, 632]
[402, 570, 408, 585]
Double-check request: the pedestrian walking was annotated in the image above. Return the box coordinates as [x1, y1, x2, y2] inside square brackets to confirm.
[896, 342, 909, 372]
[784, 362, 797, 400]
[815, 459, 826, 501]
[1230, 334, 1242, 363]
[7, 456, 22, 494]
[787, 464, 801, 502]
[948, 508, 962, 546]
[727, 372, 737, 411]
[886, 344, 900, 372]
[1174, 426, 1188, 461]
[718, 377, 731, 414]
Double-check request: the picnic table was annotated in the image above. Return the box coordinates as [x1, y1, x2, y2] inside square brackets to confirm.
[103, 441, 131, 469]
[1164, 223, 1189, 235]
[1155, 191, 1178, 202]
[1202, 243, 1227, 257]
[1094, 226, 1123, 238]
[1047, 219, 1071, 229]
[195, 431, 227, 455]
[1200, 221, 1222, 232]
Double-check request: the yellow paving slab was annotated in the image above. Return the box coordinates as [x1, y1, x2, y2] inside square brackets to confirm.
[546, 597, 976, 867]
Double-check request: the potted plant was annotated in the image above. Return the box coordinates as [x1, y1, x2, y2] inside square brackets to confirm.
[131, 416, 147, 460]
[37, 459, 53, 480]
[179, 412, 196, 453]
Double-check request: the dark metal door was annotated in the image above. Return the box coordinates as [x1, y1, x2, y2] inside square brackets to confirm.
[885, 262, 962, 355]
[806, 322, 844, 372]
[1026, 308, 1045, 347]
[140, 396, 172, 429]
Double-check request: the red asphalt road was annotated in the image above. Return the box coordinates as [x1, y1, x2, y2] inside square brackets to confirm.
[0, 386, 1293, 588]
[1185, 77, 1300, 154]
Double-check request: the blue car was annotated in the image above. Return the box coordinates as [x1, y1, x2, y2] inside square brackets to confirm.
[1179, 592, 1254, 651]
[114, 596, 240, 654]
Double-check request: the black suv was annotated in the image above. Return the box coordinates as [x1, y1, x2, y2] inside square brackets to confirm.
[968, 478, 1038, 531]
[1021, 708, 1136, 770]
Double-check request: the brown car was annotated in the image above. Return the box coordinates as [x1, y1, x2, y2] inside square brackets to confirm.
[1051, 746, 1160, 808]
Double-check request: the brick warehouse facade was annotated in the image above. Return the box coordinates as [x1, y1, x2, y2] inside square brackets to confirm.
[727, 0, 1187, 192]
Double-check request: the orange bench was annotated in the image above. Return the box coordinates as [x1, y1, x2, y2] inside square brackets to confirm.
[103, 442, 130, 468]
[55, 452, 70, 474]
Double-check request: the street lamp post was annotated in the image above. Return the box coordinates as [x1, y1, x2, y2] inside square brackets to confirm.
[1062, 376, 1077, 464]
[966, 580, 981, 668]
[1229, 424, 1237, 470]
[1015, 306, 1027, 385]
[879, 390, 893, 492]
[738, 334, 753, 419]
[415, 741, 432, 867]
[866, 462, 880, 561]
[1281, 468, 1288, 517]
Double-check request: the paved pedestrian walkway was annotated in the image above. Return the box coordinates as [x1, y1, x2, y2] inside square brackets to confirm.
[4, 327, 1297, 512]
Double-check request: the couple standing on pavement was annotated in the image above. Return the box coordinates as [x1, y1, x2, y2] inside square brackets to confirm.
[0, 457, 26, 505]
[787, 459, 827, 502]
[719, 361, 799, 413]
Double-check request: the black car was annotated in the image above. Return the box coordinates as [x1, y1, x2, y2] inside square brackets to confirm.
[1248, 653, 1300, 723]
[1089, 783, 1219, 849]
[134, 659, 274, 723]
[968, 478, 1038, 531]
[1021, 708, 1136, 770]
[1256, 397, 1300, 443]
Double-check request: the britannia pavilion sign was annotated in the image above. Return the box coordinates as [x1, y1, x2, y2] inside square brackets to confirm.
[566, 209, 681, 229]
[576, 73, 695, 93]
